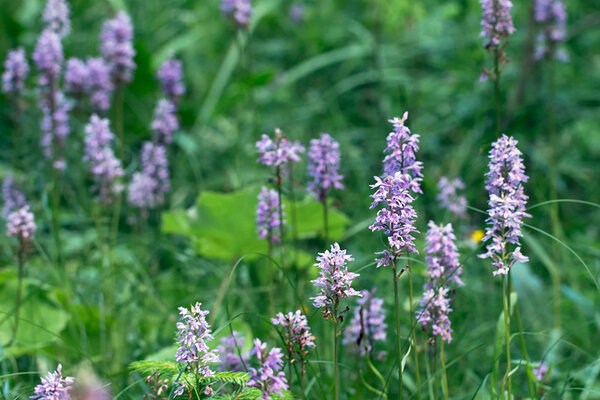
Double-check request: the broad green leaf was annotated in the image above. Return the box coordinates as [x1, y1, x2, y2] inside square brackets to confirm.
[290, 198, 350, 241]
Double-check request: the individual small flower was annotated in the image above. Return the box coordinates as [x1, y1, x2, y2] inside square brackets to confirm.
[127, 142, 170, 209]
[311, 243, 361, 320]
[271, 310, 315, 373]
[42, 0, 71, 38]
[7, 206, 36, 240]
[2, 48, 29, 96]
[424, 221, 463, 288]
[343, 288, 387, 356]
[307, 133, 344, 203]
[533, 362, 548, 382]
[534, 0, 568, 61]
[221, 0, 253, 28]
[437, 177, 467, 217]
[33, 29, 63, 87]
[175, 302, 219, 378]
[64, 58, 89, 95]
[151, 99, 179, 145]
[256, 186, 285, 244]
[479, 134, 531, 276]
[480, 0, 515, 48]
[30, 364, 74, 400]
[247, 339, 288, 400]
[100, 11, 136, 84]
[288, 3, 305, 24]
[157, 54, 185, 104]
[216, 331, 249, 372]
[83, 115, 124, 203]
[2, 176, 27, 219]
[369, 172, 419, 268]
[256, 129, 305, 170]
[416, 287, 453, 343]
[40, 91, 71, 170]
[382, 112, 423, 194]
[86, 58, 113, 111]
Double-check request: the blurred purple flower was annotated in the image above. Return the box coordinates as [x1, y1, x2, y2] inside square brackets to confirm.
[33, 29, 63, 87]
[288, 3, 305, 24]
[424, 221, 463, 288]
[7, 206, 36, 241]
[480, 0, 515, 48]
[151, 99, 179, 145]
[437, 177, 467, 217]
[157, 54, 185, 104]
[221, 0, 252, 28]
[256, 186, 285, 244]
[216, 331, 248, 372]
[100, 11, 136, 84]
[86, 58, 113, 111]
[272, 310, 315, 373]
[42, 0, 70, 38]
[2, 176, 27, 219]
[479, 134, 531, 276]
[533, 362, 548, 382]
[2, 48, 29, 96]
[30, 364, 74, 400]
[343, 288, 387, 356]
[534, 0, 568, 61]
[40, 91, 71, 171]
[311, 243, 361, 320]
[256, 129, 304, 170]
[307, 133, 344, 203]
[416, 287, 453, 343]
[64, 58, 89, 95]
[247, 339, 288, 399]
[127, 142, 170, 209]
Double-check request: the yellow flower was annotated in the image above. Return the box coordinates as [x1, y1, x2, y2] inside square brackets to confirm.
[470, 229, 485, 243]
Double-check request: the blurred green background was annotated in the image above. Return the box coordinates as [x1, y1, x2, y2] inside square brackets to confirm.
[0, 0, 599, 398]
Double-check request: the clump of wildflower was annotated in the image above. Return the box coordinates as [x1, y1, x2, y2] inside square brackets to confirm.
[83, 115, 124, 203]
[221, 0, 253, 28]
[307, 133, 344, 202]
[216, 331, 248, 372]
[533, 362, 548, 383]
[127, 142, 170, 209]
[2, 176, 27, 219]
[479, 134, 530, 276]
[2, 48, 29, 96]
[480, 0, 515, 49]
[31, 364, 74, 400]
[247, 339, 288, 399]
[7, 206, 36, 241]
[272, 310, 315, 375]
[369, 172, 419, 268]
[437, 177, 468, 217]
[42, 0, 70, 38]
[86, 58, 113, 111]
[157, 54, 185, 104]
[343, 288, 387, 356]
[382, 112, 423, 194]
[175, 302, 219, 378]
[256, 186, 285, 244]
[40, 91, 71, 170]
[256, 129, 305, 170]
[417, 221, 462, 343]
[64, 58, 89, 95]
[311, 243, 361, 320]
[534, 0, 568, 61]
[100, 11, 136, 84]
[151, 99, 179, 145]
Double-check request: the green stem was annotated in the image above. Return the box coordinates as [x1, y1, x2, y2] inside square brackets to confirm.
[440, 341, 449, 400]
[323, 200, 329, 245]
[493, 48, 502, 138]
[276, 176, 285, 270]
[392, 258, 403, 400]
[10, 243, 26, 345]
[334, 318, 339, 400]
[510, 276, 537, 399]
[10, 99, 21, 171]
[114, 85, 125, 161]
[366, 351, 388, 399]
[501, 275, 512, 399]
[408, 269, 422, 400]
[432, 342, 438, 400]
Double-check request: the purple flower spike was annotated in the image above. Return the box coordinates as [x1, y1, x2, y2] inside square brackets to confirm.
[480, 0, 515, 48]
[369, 172, 419, 268]
[256, 128, 305, 170]
[416, 287, 453, 343]
[534, 0, 568, 61]
[343, 288, 387, 356]
[256, 186, 285, 244]
[307, 133, 344, 203]
[33, 29, 63, 87]
[2, 48, 29, 96]
[533, 362, 549, 382]
[84, 115, 124, 204]
[40, 91, 71, 171]
[100, 11, 136, 85]
[151, 98, 179, 145]
[479, 134, 531, 276]
[437, 177, 468, 217]
[86, 58, 113, 111]
[157, 54, 185, 104]
[30, 364, 74, 400]
[424, 221, 463, 288]
[2, 176, 27, 219]
[221, 0, 253, 28]
[42, 0, 71, 38]
[127, 142, 170, 209]
[216, 331, 249, 372]
[311, 243, 361, 320]
[7, 206, 36, 241]
[382, 112, 423, 194]
[64, 58, 89, 95]
[271, 310, 315, 374]
[247, 339, 289, 399]
[175, 302, 219, 378]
